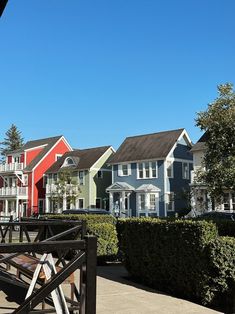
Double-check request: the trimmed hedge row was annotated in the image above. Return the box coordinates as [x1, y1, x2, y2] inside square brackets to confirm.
[117, 218, 235, 309]
[45, 214, 118, 262]
[197, 218, 235, 237]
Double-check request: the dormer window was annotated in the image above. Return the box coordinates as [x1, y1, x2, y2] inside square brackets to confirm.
[62, 157, 76, 167]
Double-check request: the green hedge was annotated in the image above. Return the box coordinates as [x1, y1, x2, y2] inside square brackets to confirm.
[117, 218, 235, 309]
[197, 217, 235, 237]
[45, 214, 118, 262]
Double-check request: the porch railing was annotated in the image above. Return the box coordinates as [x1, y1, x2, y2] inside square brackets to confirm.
[0, 186, 28, 197]
[0, 220, 96, 314]
[46, 183, 79, 194]
[0, 162, 24, 172]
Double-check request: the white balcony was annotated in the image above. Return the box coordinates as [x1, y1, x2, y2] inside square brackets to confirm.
[0, 163, 24, 173]
[46, 184, 79, 195]
[0, 187, 28, 198]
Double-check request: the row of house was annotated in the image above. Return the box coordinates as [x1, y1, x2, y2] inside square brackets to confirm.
[0, 128, 233, 219]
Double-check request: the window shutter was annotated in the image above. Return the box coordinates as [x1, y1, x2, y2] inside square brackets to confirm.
[118, 165, 122, 176]
[128, 164, 131, 175]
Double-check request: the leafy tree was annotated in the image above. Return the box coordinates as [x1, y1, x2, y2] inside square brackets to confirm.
[195, 83, 235, 201]
[1, 124, 24, 157]
[49, 169, 80, 213]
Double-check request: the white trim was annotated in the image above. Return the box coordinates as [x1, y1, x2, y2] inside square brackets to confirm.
[136, 161, 158, 179]
[89, 170, 91, 208]
[38, 198, 45, 212]
[166, 192, 175, 212]
[55, 154, 63, 161]
[163, 160, 167, 217]
[31, 170, 34, 210]
[109, 157, 164, 166]
[25, 144, 47, 152]
[61, 136, 73, 151]
[92, 167, 112, 172]
[31, 137, 72, 172]
[166, 129, 193, 159]
[167, 157, 193, 164]
[166, 160, 174, 178]
[182, 162, 190, 180]
[112, 165, 114, 184]
[90, 147, 115, 171]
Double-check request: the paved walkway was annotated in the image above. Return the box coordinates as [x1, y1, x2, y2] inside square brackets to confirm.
[96, 265, 222, 314]
[0, 264, 222, 313]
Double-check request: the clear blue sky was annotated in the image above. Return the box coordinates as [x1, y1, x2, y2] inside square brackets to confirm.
[1, 0, 235, 149]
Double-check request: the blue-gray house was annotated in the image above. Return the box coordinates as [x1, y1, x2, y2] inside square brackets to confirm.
[106, 128, 193, 217]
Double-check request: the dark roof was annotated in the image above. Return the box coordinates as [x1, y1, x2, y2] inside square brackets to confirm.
[108, 129, 186, 164]
[0, 0, 8, 17]
[190, 132, 208, 152]
[45, 146, 112, 174]
[23, 136, 63, 172]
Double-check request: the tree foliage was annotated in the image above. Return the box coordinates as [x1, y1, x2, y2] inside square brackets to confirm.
[1, 124, 24, 157]
[49, 169, 81, 212]
[196, 83, 235, 200]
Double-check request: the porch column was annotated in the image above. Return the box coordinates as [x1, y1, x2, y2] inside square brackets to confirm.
[16, 199, 19, 218]
[121, 191, 126, 210]
[109, 192, 114, 212]
[63, 195, 67, 211]
[5, 199, 8, 216]
[45, 197, 50, 213]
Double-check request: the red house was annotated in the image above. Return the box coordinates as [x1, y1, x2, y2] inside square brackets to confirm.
[0, 135, 72, 218]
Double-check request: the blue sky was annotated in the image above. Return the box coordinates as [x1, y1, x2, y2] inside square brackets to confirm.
[1, 0, 235, 149]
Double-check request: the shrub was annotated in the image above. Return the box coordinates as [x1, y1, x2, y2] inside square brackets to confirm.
[44, 214, 118, 262]
[117, 218, 235, 309]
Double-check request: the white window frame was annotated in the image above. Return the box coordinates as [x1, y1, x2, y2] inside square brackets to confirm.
[118, 164, 131, 176]
[222, 192, 235, 211]
[182, 162, 190, 180]
[166, 192, 175, 211]
[166, 161, 174, 178]
[23, 174, 28, 186]
[137, 161, 158, 179]
[78, 171, 85, 185]
[55, 154, 62, 161]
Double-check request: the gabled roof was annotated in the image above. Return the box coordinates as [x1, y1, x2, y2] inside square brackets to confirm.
[23, 136, 63, 172]
[108, 129, 186, 164]
[136, 184, 161, 192]
[106, 182, 135, 191]
[190, 132, 208, 152]
[45, 146, 112, 174]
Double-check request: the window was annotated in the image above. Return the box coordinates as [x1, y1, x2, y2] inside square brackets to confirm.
[166, 193, 174, 211]
[43, 175, 47, 188]
[137, 162, 158, 179]
[66, 158, 74, 166]
[78, 199, 84, 209]
[53, 173, 58, 182]
[56, 154, 62, 161]
[96, 198, 102, 208]
[223, 193, 235, 210]
[150, 194, 156, 210]
[97, 171, 103, 178]
[138, 163, 144, 178]
[14, 156, 20, 163]
[23, 175, 28, 186]
[140, 194, 145, 210]
[118, 164, 131, 176]
[182, 162, 190, 179]
[79, 171, 84, 185]
[167, 161, 173, 178]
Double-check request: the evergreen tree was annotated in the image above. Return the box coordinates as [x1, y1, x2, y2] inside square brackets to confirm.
[195, 83, 235, 201]
[1, 124, 24, 157]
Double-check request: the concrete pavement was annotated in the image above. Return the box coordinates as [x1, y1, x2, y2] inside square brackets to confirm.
[0, 264, 222, 313]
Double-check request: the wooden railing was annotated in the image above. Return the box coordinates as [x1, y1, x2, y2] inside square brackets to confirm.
[0, 220, 97, 314]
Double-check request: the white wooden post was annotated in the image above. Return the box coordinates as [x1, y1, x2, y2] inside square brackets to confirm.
[109, 192, 114, 212]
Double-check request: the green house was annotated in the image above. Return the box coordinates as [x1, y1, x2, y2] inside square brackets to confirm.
[44, 146, 114, 212]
